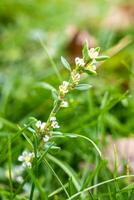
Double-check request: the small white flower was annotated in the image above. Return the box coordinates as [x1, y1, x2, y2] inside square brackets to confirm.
[75, 57, 85, 67]
[35, 120, 46, 131]
[71, 70, 81, 85]
[59, 81, 69, 95]
[18, 151, 35, 168]
[50, 116, 60, 129]
[51, 121, 60, 129]
[88, 48, 99, 59]
[43, 135, 50, 142]
[61, 100, 69, 108]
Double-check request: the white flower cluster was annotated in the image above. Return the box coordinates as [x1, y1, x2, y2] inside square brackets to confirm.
[59, 81, 69, 95]
[88, 48, 99, 60]
[50, 116, 60, 129]
[71, 70, 81, 85]
[35, 120, 46, 132]
[75, 57, 85, 67]
[18, 150, 35, 168]
[35, 117, 59, 143]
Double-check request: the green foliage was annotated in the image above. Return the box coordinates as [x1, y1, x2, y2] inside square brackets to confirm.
[96, 55, 110, 61]
[61, 56, 71, 71]
[0, 0, 134, 199]
[82, 40, 90, 63]
[75, 84, 92, 90]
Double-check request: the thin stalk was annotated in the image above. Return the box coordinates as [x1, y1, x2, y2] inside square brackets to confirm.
[46, 99, 61, 124]
[8, 137, 13, 199]
[30, 134, 38, 200]
[30, 183, 35, 200]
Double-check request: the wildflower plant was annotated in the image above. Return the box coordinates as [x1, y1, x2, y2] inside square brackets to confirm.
[17, 41, 110, 199]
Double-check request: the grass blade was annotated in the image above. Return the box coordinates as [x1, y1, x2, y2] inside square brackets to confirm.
[67, 175, 134, 200]
[47, 154, 81, 191]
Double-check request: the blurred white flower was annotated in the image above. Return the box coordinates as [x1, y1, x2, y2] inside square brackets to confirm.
[23, 183, 31, 194]
[16, 175, 24, 183]
[61, 100, 69, 108]
[75, 57, 85, 67]
[88, 48, 99, 59]
[50, 116, 60, 129]
[18, 151, 35, 168]
[59, 81, 69, 95]
[43, 135, 50, 142]
[29, 29, 45, 41]
[5, 165, 24, 183]
[71, 70, 81, 85]
[35, 120, 46, 131]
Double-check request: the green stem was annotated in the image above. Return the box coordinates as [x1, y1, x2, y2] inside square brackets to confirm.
[30, 183, 35, 200]
[8, 137, 13, 200]
[30, 134, 38, 200]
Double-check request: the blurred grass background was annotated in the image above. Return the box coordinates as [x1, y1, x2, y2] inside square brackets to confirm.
[0, 0, 134, 199]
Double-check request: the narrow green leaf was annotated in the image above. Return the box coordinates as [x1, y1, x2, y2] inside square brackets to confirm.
[35, 82, 58, 100]
[84, 69, 97, 75]
[96, 55, 109, 61]
[27, 169, 47, 200]
[50, 146, 61, 150]
[75, 84, 92, 91]
[22, 132, 34, 148]
[35, 82, 57, 92]
[50, 131, 63, 135]
[69, 177, 76, 196]
[51, 133, 101, 157]
[48, 183, 69, 198]
[95, 47, 101, 52]
[51, 90, 58, 100]
[81, 160, 105, 190]
[68, 134, 101, 157]
[122, 183, 134, 191]
[82, 40, 90, 62]
[47, 154, 80, 191]
[61, 56, 71, 71]
[43, 158, 70, 198]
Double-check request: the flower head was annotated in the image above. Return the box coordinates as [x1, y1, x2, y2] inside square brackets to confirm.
[18, 151, 35, 168]
[50, 116, 60, 129]
[88, 48, 99, 60]
[71, 70, 81, 85]
[35, 120, 46, 132]
[75, 57, 85, 67]
[61, 100, 68, 108]
[59, 81, 69, 96]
